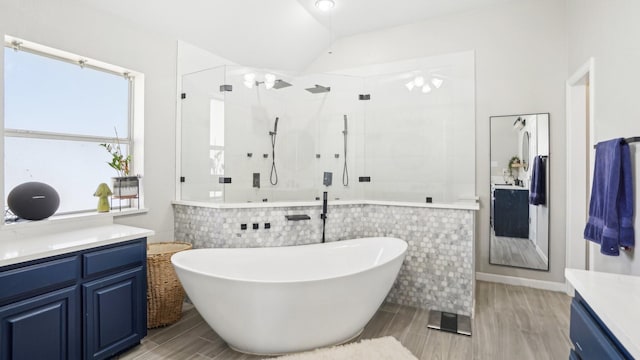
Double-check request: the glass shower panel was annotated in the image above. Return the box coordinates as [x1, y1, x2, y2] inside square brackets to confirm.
[362, 52, 475, 203]
[293, 72, 363, 203]
[222, 66, 300, 202]
[180, 65, 227, 202]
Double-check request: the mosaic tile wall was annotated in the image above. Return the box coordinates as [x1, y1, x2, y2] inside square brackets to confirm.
[174, 204, 364, 248]
[174, 203, 474, 316]
[362, 205, 474, 316]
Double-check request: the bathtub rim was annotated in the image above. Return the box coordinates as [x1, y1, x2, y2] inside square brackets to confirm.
[171, 236, 407, 285]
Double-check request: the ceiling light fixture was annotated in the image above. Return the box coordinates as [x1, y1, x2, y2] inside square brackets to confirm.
[243, 73, 256, 89]
[264, 73, 276, 90]
[431, 77, 444, 89]
[315, 0, 335, 12]
[405, 81, 415, 91]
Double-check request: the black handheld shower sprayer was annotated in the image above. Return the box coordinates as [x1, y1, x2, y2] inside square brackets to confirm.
[269, 117, 279, 185]
[321, 191, 328, 243]
[342, 115, 349, 186]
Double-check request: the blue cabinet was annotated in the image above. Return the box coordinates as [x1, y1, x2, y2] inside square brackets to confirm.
[84, 267, 146, 360]
[0, 286, 80, 360]
[569, 292, 633, 360]
[493, 188, 529, 238]
[0, 238, 147, 360]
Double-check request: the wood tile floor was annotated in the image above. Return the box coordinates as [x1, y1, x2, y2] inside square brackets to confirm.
[490, 230, 548, 270]
[118, 281, 571, 359]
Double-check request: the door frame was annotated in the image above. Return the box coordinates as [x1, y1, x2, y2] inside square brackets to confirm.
[565, 58, 595, 288]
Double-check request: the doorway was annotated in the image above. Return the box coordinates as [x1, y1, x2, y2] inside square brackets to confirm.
[565, 58, 595, 273]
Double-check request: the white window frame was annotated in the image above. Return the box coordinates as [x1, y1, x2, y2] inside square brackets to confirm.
[2, 36, 145, 222]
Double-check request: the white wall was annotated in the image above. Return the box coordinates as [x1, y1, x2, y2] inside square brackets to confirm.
[490, 117, 519, 180]
[1, 0, 178, 241]
[567, 0, 640, 275]
[307, 0, 568, 282]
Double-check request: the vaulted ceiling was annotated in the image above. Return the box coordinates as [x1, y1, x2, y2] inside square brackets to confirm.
[82, 0, 523, 72]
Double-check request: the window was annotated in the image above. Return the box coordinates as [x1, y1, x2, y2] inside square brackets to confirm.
[3, 37, 139, 217]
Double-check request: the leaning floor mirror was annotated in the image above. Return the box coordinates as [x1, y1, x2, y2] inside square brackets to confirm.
[489, 113, 550, 271]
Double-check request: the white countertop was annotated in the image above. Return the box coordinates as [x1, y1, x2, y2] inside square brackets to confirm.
[492, 184, 528, 191]
[565, 268, 640, 358]
[0, 224, 154, 267]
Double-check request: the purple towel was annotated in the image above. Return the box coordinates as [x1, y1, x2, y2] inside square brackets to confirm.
[529, 155, 546, 206]
[584, 138, 635, 256]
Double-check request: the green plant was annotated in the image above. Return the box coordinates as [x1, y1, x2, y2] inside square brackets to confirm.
[100, 129, 131, 177]
[508, 155, 521, 173]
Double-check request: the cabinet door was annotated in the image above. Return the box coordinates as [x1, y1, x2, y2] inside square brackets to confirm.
[494, 189, 529, 238]
[0, 286, 79, 360]
[83, 267, 146, 360]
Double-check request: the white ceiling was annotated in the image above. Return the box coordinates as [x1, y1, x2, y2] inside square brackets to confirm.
[81, 0, 522, 72]
[297, 0, 520, 38]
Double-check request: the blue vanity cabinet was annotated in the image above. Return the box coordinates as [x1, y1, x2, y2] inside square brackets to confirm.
[0, 286, 80, 360]
[493, 188, 529, 238]
[0, 255, 81, 360]
[82, 241, 147, 360]
[569, 292, 633, 360]
[0, 238, 147, 360]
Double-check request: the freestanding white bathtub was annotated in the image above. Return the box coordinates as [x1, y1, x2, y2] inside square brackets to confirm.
[171, 237, 407, 355]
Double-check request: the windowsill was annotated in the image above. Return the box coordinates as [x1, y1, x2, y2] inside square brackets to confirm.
[1, 208, 148, 231]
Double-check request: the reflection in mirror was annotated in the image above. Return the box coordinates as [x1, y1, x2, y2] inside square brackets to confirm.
[522, 131, 530, 171]
[489, 113, 549, 271]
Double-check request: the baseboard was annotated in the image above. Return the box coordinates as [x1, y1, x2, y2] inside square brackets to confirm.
[476, 272, 566, 292]
[535, 243, 549, 265]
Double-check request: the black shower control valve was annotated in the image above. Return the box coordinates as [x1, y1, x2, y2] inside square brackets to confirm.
[335, 154, 340, 158]
[323, 172, 333, 186]
[264, 223, 271, 229]
[316, 154, 321, 159]
[426, 197, 433, 203]
[263, 154, 269, 158]
[240, 224, 247, 230]
[252, 223, 259, 230]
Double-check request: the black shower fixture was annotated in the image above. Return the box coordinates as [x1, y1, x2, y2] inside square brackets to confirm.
[272, 79, 292, 89]
[305, 84, 331, 94]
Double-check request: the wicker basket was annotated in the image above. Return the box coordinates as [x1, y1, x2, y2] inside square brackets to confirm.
[146, 242, 192, 328]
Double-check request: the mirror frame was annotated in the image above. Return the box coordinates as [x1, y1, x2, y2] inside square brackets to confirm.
[489, 113, 550, 272]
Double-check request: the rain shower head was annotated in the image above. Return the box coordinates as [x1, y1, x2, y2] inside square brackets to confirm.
[273, 79, 292, 89]
[305, 84, 331, 94]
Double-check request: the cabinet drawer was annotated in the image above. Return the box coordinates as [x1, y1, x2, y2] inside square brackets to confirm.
[83, 240, 145, 278]
[0, 256, 79, 304]
[570, 299, 625, 360]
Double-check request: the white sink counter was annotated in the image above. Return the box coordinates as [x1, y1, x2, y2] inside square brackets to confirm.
[565, 268, 640, 358]
[492, 184, 528, 191]
[0, 224, 154, 267]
